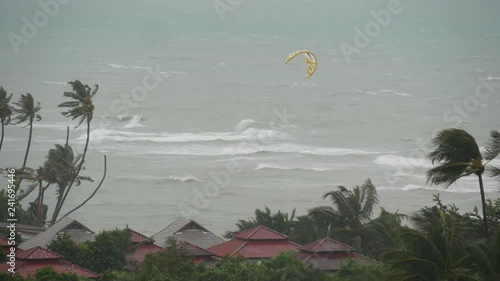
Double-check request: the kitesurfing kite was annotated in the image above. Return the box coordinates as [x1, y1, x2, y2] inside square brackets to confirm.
[285, 50, 318, 78]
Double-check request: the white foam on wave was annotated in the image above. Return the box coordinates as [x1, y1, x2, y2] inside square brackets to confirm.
[374, 154, 434, 168]
[255, 163, 331, 172]
[235, 119, 257, 132]
[32, 123, 85, 130]
[486, 76, 500, 82]
[357, 89, 414, 97]
[42, 81, 67, 86]
[167, 175, 201, 183]
[107, 142, 389, 157]
[123, 115, 145, 128]
[80, 127, 289, 143]
[107, 63, 149, 70]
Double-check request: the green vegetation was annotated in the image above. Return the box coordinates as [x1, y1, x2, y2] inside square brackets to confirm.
[1, 82, 499, 280]
[427, 128, 500, 232]
[48, 229, 130, 274]
[0, 81, 106, 228]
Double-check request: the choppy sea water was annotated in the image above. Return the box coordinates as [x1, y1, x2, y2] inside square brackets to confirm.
[0, 0, 499, 235]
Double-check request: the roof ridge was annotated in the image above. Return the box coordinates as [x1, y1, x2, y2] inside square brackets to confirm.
[60, 260, 101, 277]
[310, 238, 326, 252]
[231, 240, 249, 257]
[18, 246, 63, 260]
[178, 241, 216, 255]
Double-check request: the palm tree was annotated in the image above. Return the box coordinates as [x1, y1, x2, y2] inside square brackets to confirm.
[310, 179, 402, 258]
[0, 86, 13, 152]
[289, 213, 333, 245]
[427, 129, 500, 232]
[386, 208, 480, 281]
[16, 165, 52, 226]
[12, 93, 41, 167]
[468, 228, 500, 281]
[45, 144, 92, 225]
[224, 206, 297, 239]
[53, 80, 98, 224]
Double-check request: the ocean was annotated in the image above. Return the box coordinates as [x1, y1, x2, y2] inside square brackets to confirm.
[0, 0, 499, 236]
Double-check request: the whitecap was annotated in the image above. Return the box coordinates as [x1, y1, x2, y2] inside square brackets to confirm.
[255, 163, 331, 172]
[167, 175, 201, 183]
[235, 119, 257, 132]
[123, 115, 145, 129]
[374, 154, 434, 168]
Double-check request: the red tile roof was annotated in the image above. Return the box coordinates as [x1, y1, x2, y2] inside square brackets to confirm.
[17, 247, 62, 260]
[126, 243, 164, 263]
[0, 235, 9, 246]
[13, 260, 100, 279]
[299, 237, 355, 253]
[208, 226, 300, 259]
[0, 246, 100, 278]
[177, 241, 216, 257]
[125, 228, 164, 264]
[295, 252, 377, 271]
[127, 228, 151, 244]
[234, 226, 289, 240]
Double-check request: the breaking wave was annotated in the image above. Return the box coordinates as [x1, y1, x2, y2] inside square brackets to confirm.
[167, 175, 202, 183]
[374, 154, 434, 168]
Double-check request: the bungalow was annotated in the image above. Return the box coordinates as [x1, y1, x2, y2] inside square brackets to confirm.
[1, 235, 11, 253]
[0, 222, 44, 241]
[151, 218, 224, 249]
[125, 228, 164, 265]
[0, 246, 100, 279]
[19, 217, 95, 250]
[294, 237, 377, 271]
[177, 241, 219, 266]
[208, 225, 300, 260]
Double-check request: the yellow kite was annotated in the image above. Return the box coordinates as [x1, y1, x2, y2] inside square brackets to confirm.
[285, 50, 318, 78]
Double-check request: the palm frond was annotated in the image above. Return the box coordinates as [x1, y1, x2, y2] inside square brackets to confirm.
[11, 93, 41, 126]
[428, 129, 481, 165]
[59, 81, 97, 128]
[487, 166, 500, 182]
[484, 130, 500, 161]
[426, 162, 476, 187]
[0, 86, 13, 124]
[359, 179, 379, 220]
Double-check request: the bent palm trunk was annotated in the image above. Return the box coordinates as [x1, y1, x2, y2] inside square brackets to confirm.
[477, 173, 488, 233]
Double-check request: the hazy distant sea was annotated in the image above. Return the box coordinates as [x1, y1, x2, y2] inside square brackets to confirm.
[0, 0, 499, 236]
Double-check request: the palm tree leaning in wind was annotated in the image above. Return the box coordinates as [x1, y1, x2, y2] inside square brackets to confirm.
[12, 93, 41, 167]
[427, 128, 500, 233]
[0, 86, 13, 152]
[46, 144, 92, 225]
[309, 179, 380, 255]
[51, 80, 98, 224]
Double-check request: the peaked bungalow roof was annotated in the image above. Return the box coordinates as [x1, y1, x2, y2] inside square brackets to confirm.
[19, 217, 95, 250]
[177, 241, 219, 266]
[295, 237, 377, 271]
[0, 222, 43, 236]
[299, 237, 355, 253]
[177, 241, 216, 257]
[0, 246, 100, 279]
[0, 235, 9, 246]
[151, 218, 224, 249]
[125, 228, 163, 264]
[208, 225, 300, 259]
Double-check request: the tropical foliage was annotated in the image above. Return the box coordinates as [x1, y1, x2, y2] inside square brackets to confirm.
[0, 86, 13, 152]
[11, 93, 41, 167]
[427, 129, 500, 232]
